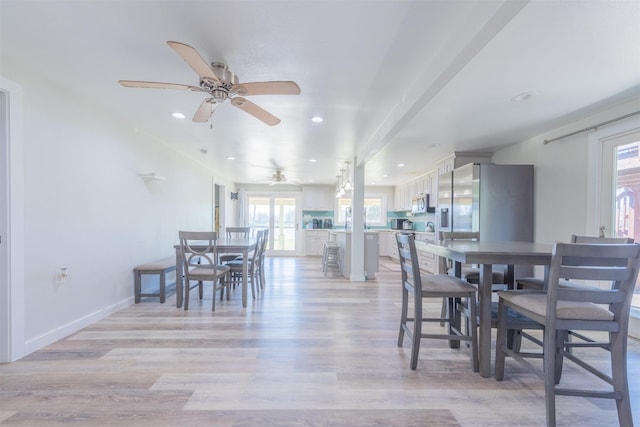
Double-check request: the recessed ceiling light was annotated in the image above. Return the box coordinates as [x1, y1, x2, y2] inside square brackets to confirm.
[428, 143, 440, 148]
[172, 112, 186, 119]
[226, 156, 235, 160]
[309, 159, 317, 163]
[311, 116, 324, 123]
[397, 163, 406, 167]
[383, 174, 389, 178]
[200, 148, 208, 154]
[511, 91, 535, 103]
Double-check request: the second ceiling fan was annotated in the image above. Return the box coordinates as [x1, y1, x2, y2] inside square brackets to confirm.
[119, 41, 301, 126]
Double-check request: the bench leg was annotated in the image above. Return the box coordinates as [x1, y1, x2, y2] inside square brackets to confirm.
[159, 272, 166, 304]
[134, 271, 142, 304]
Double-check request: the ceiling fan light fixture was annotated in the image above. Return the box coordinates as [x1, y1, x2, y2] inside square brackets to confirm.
[511, 91, 535, 103]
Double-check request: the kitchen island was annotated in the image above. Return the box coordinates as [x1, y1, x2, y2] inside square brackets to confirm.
[330, 230, 379, 279]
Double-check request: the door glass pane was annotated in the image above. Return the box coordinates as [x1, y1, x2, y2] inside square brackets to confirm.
[613, 140, 640, 309]
[248, 196, 270, 248]
[273, 197, 296, 251]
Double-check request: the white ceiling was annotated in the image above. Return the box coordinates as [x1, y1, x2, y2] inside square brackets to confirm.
[2, 0, 639, 187]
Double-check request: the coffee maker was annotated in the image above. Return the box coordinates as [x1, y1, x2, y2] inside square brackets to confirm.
[323, 219, 333, 229]
[312, 219, 322, 229]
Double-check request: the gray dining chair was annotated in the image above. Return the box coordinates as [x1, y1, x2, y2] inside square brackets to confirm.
[179, 231, 231, 311]
[516, 234, 634, 291]
[438, 231, 507, 326]
[495, 241, 640, 427]
[226, 229, 266, 298]
[219, 226, 251, 263]
[396, 232, 478, 371]
[516, 234, 635, 354]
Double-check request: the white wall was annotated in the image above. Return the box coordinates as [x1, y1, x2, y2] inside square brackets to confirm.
[493, 96, 640, 244]
[2, 66, 219, 358]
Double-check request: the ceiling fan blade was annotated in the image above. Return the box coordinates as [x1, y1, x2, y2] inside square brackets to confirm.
[192, 99, 218, 122]
[230, 97, 280, 126]
[232, 81, 301, 96]
[118, 80, 203, 91]
[166, 41, 220, 84]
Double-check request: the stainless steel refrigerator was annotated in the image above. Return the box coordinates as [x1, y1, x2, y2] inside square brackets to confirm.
[438, 163, 534, 274]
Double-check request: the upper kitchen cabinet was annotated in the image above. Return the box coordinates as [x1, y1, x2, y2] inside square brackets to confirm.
[437, 151, 494, 176]
[302, 186, 334, 211]
[393, 170, 438, 212]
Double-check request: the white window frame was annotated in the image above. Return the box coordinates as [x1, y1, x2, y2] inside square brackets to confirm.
[334, 193, 387, 227]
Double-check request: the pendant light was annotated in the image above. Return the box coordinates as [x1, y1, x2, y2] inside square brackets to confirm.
[343, 161, 352, 191]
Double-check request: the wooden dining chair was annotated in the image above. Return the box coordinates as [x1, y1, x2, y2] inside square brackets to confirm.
[179, 231, 231, 311]
[438, 231, 508, 326]
[516, 234, 634, 290]
[226, 229, 266, 298]
[219, 226, 251, 263]
[495, 241, 640, 427]
[396, 233, 478, 371]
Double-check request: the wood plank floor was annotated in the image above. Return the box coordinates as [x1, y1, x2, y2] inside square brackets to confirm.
[1, 256, 638, 426]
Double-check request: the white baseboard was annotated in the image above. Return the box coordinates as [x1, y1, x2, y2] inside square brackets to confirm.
[19, 297, 133, 360]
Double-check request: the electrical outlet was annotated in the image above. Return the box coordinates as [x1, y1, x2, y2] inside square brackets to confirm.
[55, 267, 69, 285]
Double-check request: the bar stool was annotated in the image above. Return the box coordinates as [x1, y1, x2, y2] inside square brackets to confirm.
[322, 242, 341, 276]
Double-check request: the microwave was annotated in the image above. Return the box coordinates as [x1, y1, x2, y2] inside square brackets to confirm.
[412, 195, 427, 213]
[411, 194, 435, 214]
[391, 218, 408, 230]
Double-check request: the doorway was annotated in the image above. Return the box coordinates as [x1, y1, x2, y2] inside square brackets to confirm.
[593, 118, 640, 336]
[247, 193, 302, 256]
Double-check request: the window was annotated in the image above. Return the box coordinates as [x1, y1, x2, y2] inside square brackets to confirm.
[335, 194, 386, 227]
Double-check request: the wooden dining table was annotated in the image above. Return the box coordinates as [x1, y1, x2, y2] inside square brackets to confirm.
[416, 239, 553, 378]
[174, 237, 258, 309]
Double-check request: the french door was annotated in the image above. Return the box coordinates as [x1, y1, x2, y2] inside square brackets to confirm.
[597, 125, 640, 321]
[247, 193, 302, 256]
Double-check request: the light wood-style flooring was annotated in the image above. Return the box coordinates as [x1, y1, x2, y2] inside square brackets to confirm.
[1, 256, 638, 426]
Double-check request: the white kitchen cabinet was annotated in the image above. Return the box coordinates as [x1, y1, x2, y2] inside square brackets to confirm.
[414, 232, 436, 274]
[379, 230, 398, 258]
[302, 186, 333, 211]
[389, 232, 399, 261]
[393, 184, 412, 211]
[437, 152, 493, 176]
[305, 230, 329, 256]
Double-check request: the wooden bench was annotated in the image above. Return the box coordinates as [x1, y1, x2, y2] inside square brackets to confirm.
[133, 257, 176, 303]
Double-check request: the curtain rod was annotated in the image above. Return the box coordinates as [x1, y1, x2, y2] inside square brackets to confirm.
[543, 110, 640, 145]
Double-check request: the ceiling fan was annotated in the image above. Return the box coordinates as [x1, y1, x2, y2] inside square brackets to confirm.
[255, 169, 301, 186]
[118, 41, 301, 126]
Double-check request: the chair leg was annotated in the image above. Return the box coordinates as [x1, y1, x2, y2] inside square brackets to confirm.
[448, 297, 461, 349]
[410, 293, 422, 370]
[543, 327, 558, 427]
[554, 330, 567, 385]
[440, 298, 446, 326]
[211, 280, 216, 312]
[610, 330, 633, 427]
[183, 279, 190, 311]
[398, 286, 408, 347]
[198, 281, 204, 299]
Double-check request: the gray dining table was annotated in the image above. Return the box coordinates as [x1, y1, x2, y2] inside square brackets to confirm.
[174, 238, 258, 309]
[416, 239, 553, 378]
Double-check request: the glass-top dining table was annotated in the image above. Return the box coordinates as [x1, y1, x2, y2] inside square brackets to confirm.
[174, 238, 258, 309]
[415, 239, 553, 377]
